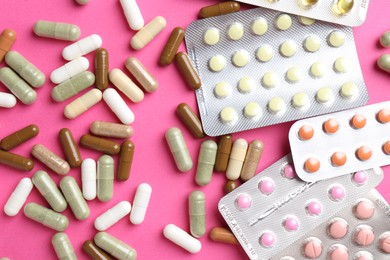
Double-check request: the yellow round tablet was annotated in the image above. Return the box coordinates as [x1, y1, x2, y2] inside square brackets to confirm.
[286, 66, 302, 83]
[238, 77, 254, 93]
[340, 81, 358, 99]
[275, 14, 292, 31]
[292, 92, 310, 108]
[220, 107, 237, 124]
[209, 55, 226, 72]
[227, 22, 244, 41]
[268, 97, 286, 114]
[203, 28, 220, 46]
[310, 62, 326, 78]
[316, 87, 334, 104]
[280, 40, 297, 57]
[214, 82, 232, 99]
[262, 71, 278, 88]
[256, 45, 273, 62]
[334, 57, 351, 73]
[298, 16, 316, 26]
[328, 30, 346, 47]
[232, 50, 249, 67]
[244, 102, 261, 119]
[251, 18, 268, 35]
[298, 0, 319, 10]
[304, 35, 321, 52]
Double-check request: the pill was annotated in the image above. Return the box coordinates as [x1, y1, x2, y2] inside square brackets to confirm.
[328, 30, 345, 47]
[64, 88, 102, 119]
[130, 183, 152, 225]
[350, 114, 366, 129]
[282, 164, 297, 179]
[262, 71, 278, 88]
[279, 40, 297, 57]
[298, 125, 314, 141]
[225, 180, 239, 193]
[163, 224, 202, 253]
[59, 128, 82, 168]
[52, 71, 95, 102]
[0, 29, 16, 62]
[203, 28, 220, 46]
[176, 103, 204, 139]
[80, 134, 121, 155]
[94, 201, 131, 231]
[214, 82, 232, 99]
[332, 0, 354, 15]
[125, 57, 158, 92]
[0, 124, 39, 151]
[227, 22, 244, 41]
[103, 88, 135, 124]
[4, 178, 33, 216]
[310, 61, 326, 78]
[323, 118, 339, 134]
[238, 77, 254, 93]
[354, 199, 375, 219]
[240, 140, 264, 181]
[82, 158, 96, 201]
[352, 171, 368, 185]
[33, 20, 80, 41]
[268, 97, 286, 114]
[209, 55, 225, 72]
[354, 251, 373, 260]
[329, 184, 345, 201]
[32, 144, 70, 175]
[303, 35, 321, 53]
[24, 203, 69, 231]
[5, 51, 45, 88]
[50, 56, 89, 84]
[283, 215, 299, 231]
[354, 225, 375, 246]
[0, 150, 34, 171]
[378, 54, 390, 73]
[258, 177, 275, 195]
[334, 57, 351, 73]
[306, 200, 322, 215]
[377, 108, 390, 123]
[226, 138, 248, 180]
[328, 218, 348, 239]
[232, 50, 249, 67]
[286, 67, 302, 83]
[220, 107, 237, 124]
[215, 135, 233, 172]
[94, 232, 137, 260]
[131, 16, 166, 50]
[298, 0, 319, 9]
[189, 191, 206, 238]
[340, 81, 358, 99]
[117, 140, 134, 181]
[95, 48, 109, 90]
[109, 68, 144, 103]
[32, 170, 67, 212]
[380, 233, 390, 253]
[82, 240, 112, 260]
[329, 245, 348, 260]
[165, 127, 193, 172]
[0, 92, 16, 108]
[91, 121, 134, 139]
[304, 157, 320, 173]
[303, 237, 323, 258]
[160, 27, 185, 65]
[52, 233, 77, 260]
[62, 34, 102, 61]
[244, 102, 261, 119]
[60, 176, 90, 220]
[275, 14, 292, 31]
[380, 30, 390, 47]
[383, 141, 390, 155]
[330, 152, 347, 167]
[235, 193, 252, 210]
[298, 16, 316, 26]
[119, 0, 144, 30]
[251, 17, 268, 36]
[259, 231, 276, 248]
[175, 52, 202, 90]
[75, 0, 90, 4]
[199, 1, 240, 18]
[356, 146, 372, 161]
[210, 227, 238, 244]
[195, 140, 217, 186]
[256, 45, 273, 62]
[0, 67, 36, 105]
[97, 155, 114, 202]
[316, 87, 334, 104]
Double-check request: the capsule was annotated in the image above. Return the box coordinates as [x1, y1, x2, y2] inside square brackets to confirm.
[116, 140, 135, 181]
[103, 88, 135, 124]
[0, 29, 16, 63]
[215, 135, 233, 172]
[50, 56, 89, 84]
[33, 20, 80, 41]
[377, 54, 390, 73]
[60, 176, 90, 220]
[32, 144, 70, 175]
[189, 191, 206, 237]
[95, 232, 137, 260]
[0, 67, 36, 105]
[130, 183, 152, 225]
[199, 1, 241, 18]
[94, 201, 131, 231]
[119, 0, 144, 31]
[195, 140, 217, 186]
[131, 16, 167, 50]
[59, 128, 82, 168]
[125, 57, 158, 92]
[24, 203, 69, 231]
[226, 138, 248, 180]
[108, 68, 144, 103]
[52, 233, 77, 260]
[175, 52, 202, 90]
[95, 48, 109, 90]
[76, 0, 90, 5]
[52, 71, 95, 102]
[97, 155, 114, 202]
[82, 240, 112, 260]
[159, 27, 185, 66]
[0, 92, 17, 108]
[0, 124, 39, 151]
[90, 120, 134, 139]
[0, 150, 34, 171]
[165, 127, 193, 172]
[81, 158, 96, 200]
[80, 134, 121, 155]
[32, 170, 67, 212]
[176, 103, 204, 139]
[210, 227, 239, 244]
[64, 88, 102, 119]
[4, 178, 33, 216]
[240, 140, 264, 181]
[62, 34, 102, 61]
[5, 51, 45, 88]
[380, 30, 390, 47]
[225, 180, 239, 193]
[163, 224, 202, 254]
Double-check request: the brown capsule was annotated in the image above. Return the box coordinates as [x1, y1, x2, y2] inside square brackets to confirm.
[95, 48, 109, 91]
[0, 29, 16, 63]
[125, 57, 158, 93]
[0, 150, 34, 171]
[214, 135, 233, 172]
[175, 52, 202, 90]
[80, 134, 121, 155]
[0, 124, 39, 151]
[240, 140, 264, 181]
[59, 128, 82, 168]
[210, 227, 239, 245]
[199, 1, 241, 19]
[32, 144, 70, 175]
[117, 140, 134, 181]
[82, 240, 112, 260]
[159, 27, 185, 66]
[225, 180, 239, 193]
[176, 103, 204, 139]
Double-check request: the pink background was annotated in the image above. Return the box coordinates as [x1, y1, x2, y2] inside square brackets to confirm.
[1, 0, 390, 259]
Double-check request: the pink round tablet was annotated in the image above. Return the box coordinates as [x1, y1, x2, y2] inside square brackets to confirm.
[328, 218, 348, 239]
[329, 185, 345, 201]
[235, 193, 252, 210]
[354, 225, 375, 246]
[353, 251, 373, 260]
[329, 245, 349, 260]
[283, 216, 299, 232]
[352, 171, 368, 186]
[354, 200, 375, 220]
[282, 164, 296, 179]
[259, 231, 276, 248]
[303, 237, 323, 259]
[306, 200, 322, 216]
[258, 178, 275, 195]
[380, 233, 390, 253]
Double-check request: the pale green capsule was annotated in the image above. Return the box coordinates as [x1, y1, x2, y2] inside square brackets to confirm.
[97, 155, 114, 202]
[377, 54, 390, 73]
[52, 233, 77, 260]
[380, 31, 390, 47]
[0, 67, 36, 105]
[24, 202, 69, 231]
[94, 232, 137, 260]
[165, 127, 193, 172]
[34, 20, 80, 41]
[195, 140, 217, 186]
[60, 176, 90, 220]
[51, 71, 95, 102]
[189, 191, 206, 238]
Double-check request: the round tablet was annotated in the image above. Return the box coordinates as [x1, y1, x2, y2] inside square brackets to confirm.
[383, 141, 390, 155]
[340, 82, 358, 100]
[220, 107, 237, 124]
[298, 0, 319, 9]
[286, 67, 302, 83]
[209, 55, 226, 72]
[203, 28, 220, 45]
[298, 125, 314, 141]
[323, 118, 339, 134]
[310, 62, 326, 78]
[256, 45, 273, 62]
[214, 82, 232, 99]
[292, 92, 309, 109]
[354, 200, 375, 219]
[259, 231, 276, 248]
[377, 108, 390, 123]
[227, 22, 244, 40]
[280, 257, 295, 260]
[334, 57, 351, 73]
[352, 171, 368, 186]
[244, 102, 261, 119]
[329, 184, 345, 201]
[282, 164, 296, 179]
[331, 152, 347, 167]
[304, 35, 321, 52]
[328, 244, 349, 260]
[306, 200, 322, 215]
[332, 0, 354, 16]
[251, 17, 268, 35]
[356, 146, 372, 161]
[235, 193, 252, 210]
[261, 72, 278, 88]
[328, 30, 346, 47]
[268, 97, 285, 114]
[232, 50, 249, 67]
[238, 77, 255, 93]
[258, 177, 274, 195]
[280, 40, 297, 57]
[353, 225, 375, 246]
[283, 215, 299, 231]
[298, 16, 316, 26]
[303, 237, 323, 258]
[379, 233, 390, 253]
[304, 157, 320, 173]
[316, 87, 334, 104]
[354, 251, 374, 260]
[328, 218, 348, 239]
[350, 114, 366, 129]
[275, 14, 292, 31]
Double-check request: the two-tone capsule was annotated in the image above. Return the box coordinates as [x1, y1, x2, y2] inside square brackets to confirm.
[82, 240, 112, 260]
[24, 203, 69, 231]
[0, 29, 16, 62]
[199, 1, 240, 18]
[189, 191, 206, 237]
[131, 16, 166, 50]
[117, 140, 134, 181]
[52, 233, 77, 260]
[60, 176, 90, 220]
[81, 158, 96, 200]
[64, 89, 102, 119]
[97, 155, 114, 202]
[226, 138, 248, 180]
[159, 27, 185, 66]
[50, 57, 89, 84]
[175, 52, 202, 90]
[59, 128, 82, 168]
[240, 140, 264, 181]
[90, 121, 134, 139]
[52, 71, 95, 102]
[165, 127, 193, 172]
[215, 135, 233, 172]
[176, 103, 204, 139]
[0, 124, 39, 150]
[95, 48, 109, 90]
[103, 88, 135, 124]
[0, 150, 34, 171]
[94, 232, 137, 260]
[109, 68, 144, 103]
[33, 21, 80, 41]
[62, 34, 102, 61]
[4, 178, 33, 216]
[0, 67, 36, 105]
[125, 57, 158, 92]
[94, 201, 131, 231]
[80, 134, 121, 155]
[195, 140, 217, 186]
[130, 183, 152, 225]
[32, 144, 70, 175]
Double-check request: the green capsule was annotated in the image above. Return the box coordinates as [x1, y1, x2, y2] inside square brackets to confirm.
[60, 176, 90, 220]
[34, 20, 81, 41]
[24, 202, 69, 231]
[165, 127, 193, 172]
[51, 71, 95, 102]
[97, 155, 114, 202]
[195, 140, 217, 186]
[380, 31, 390, 47]
[94, 232, 137, 260]
[189, 191, 206, 238]
[0, 67, 36, 105]
[378, 54, 390, 73]
[52, 233, 77, 260]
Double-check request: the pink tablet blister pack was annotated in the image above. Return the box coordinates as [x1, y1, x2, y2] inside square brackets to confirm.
[218, 155, 383, 260]
[273, 189, 390, 260]
[289, 101, 390, 182]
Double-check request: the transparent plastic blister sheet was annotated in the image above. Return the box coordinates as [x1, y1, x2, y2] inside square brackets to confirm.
[218, 155, 383, 260]
[185, 7, 368, 136]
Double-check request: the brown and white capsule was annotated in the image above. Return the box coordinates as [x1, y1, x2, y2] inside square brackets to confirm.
[59, 128, 82, 168]
[32, 144, 70, 175]
[0, 124, 39, 151]
[214, 135, 233, 172]
[117, 140, 134, 181]
[240, 140, 264, 181]
[80, 134, 121, 155]
[95, 48, 109, 90]
[90, 120, 134, 139]
[176, 103, 204, 139]
[175, 52, 202, 90]
[125, 57, 158, 92]
[159, 27, 185, 66]
[0, 150, 34, 171]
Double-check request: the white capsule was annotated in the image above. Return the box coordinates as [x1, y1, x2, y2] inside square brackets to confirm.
[62, 34, 102, 61]
[94, 201, 131, 231]
[0, 92, 17, 108]
[103, 88, 135, 124]
[130, 183, 152, 225]
[120, 0, 144, 31]
[163, 224, 201, 254]
[109, 69, 144, 103]
[82, 158, 96, 200]
[226, 138, 248, 180]
[4, 178, 33, 216]
[50, 57, 89, 84]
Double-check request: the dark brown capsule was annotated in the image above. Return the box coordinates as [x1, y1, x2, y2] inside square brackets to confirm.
[225, 180, 239, 193]
[80, 134, 121, 155]
[176, 103, 204, 139]
[210, 227, 239, 245]
[240, 140, 264, 181]
[59, 128, 82, 168]
[0, 124, 39, 151]
[0, 150, 34, 171]
[117, 140, 134, 181]
[159, 27, 185, 66]
[175, 52, 202, 90]
[82, 240, 112, 260]
[95, 48, 109, 90]
[214, 135, 233, 172]
[199, 1, 240, 19]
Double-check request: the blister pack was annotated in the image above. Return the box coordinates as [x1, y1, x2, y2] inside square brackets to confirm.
[273, 189, 390, 260]
[185, 7, 368, 136]
[218, 155, 383, 260]
[289, 101, 390, 182]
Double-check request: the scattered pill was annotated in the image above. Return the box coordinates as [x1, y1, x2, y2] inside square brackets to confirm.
[332, 0, 354, 16]
[256, 45, 273, 62]
[81, 158, 96, 201]
[203, 28, 220, 46]
[64, 88, 102, 119]
[214, 81, 232, 99]
[103, 88, 135, 124]
[303, 237, 322, 258]
[356, 146, 372, 161]
[330, 152, 347, 167]
[215, 135, 233, 172]
[268, 97, 286, 114]
[232, 50, 249, 67]
[90, 121, 134, 139]
[280, 40, 297, 57]
[0, 124, 39, 151]
[304, 157, 320, 173]
[163, 224, 202, 254]
[226, 138, 248, 180]
[328, 218, 348, 239]
[251, 17, 268, 35]
[310, 62, 326, 78]
[259, 231, 276, 248]
[125, 57, 158, 92]
[75, 0, 90, 5]
[80, 134, 121, 155]
[117, 140, 134, 181]
[340, 81, 358, 100]
[262, 71, 278, 88]
[62, 34, 102, 61]
[283, 215, 299, 232]
[94, 201, 131, 231]
[304, 35, 321, 52]
[354, 225, 375, 246]
[298, 0, 319, 9]
[24, 202, 69, 231]
[97, 155, 114, 202]
[380, 30, 390, 47]
[131, 16, 166, 50]
[95, 48, 109, 90]
[378, 54, 390, 73]
[323, 118, 339, 134]
[119, 0, 144, 31]
[32, 144, 70, 175]
[109, 68, 144, 103]
[0, 29, 16, 63]
[82, 240, 112, 260]
[0, 150, 34, 171]
[199, 1, 240, 18]
[189, 191, 206, 237]
[165, 127, 193, 172]
[306, 200, 322, 215]
[52, 71, 96, 102]
[59, 128, 82, 168]
[195, 140, 217, 186]
[210, 227, 239, 244]
[52, 233, 77, 260]
[209, 55, 225, 72]
[94, 232, 137, 260]
[298, 125, 314, 141]
[160, 27, 185, 65]
[354, 199, 375, 219]
[33, 20, 80, 41]
[334, 57, 351, 73]
[175, 52, 202, 90]
[0, 92, 16, 108]
[328, 30, 345, 47]
[286, 66, 302, 83]
[258, 177, 275, 195]
[227, 22, 244, 41]
[275, 14, 292, 31]
[130, 183, 152, 225]
[298, 16, 316, 26]
[4, 178, 33, 216]
[60, 176, 90, 220]
[241, 140, 264, 181]
[0, 67, 36, 105]
[316, 87, 334, 104]
[50, 56, 89, 84]
[225, 180, 239, 193]
[176, 103, 205, 139]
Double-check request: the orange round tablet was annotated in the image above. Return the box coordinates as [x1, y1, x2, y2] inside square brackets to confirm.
[304, 158, 320, 173]
[350, 114, 366, 129]
[383, 141, 390, 155]
[356, 146, 372, 161]
[377, 108, 390, 124]
[323, 118, 339, 134]
[331, 152, 347, 167]
[298, 125, 314, 141]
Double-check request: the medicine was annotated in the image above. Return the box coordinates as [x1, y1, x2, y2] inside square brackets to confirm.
[50, 56, 89, 84]
[33, 20, 80, 41]
[175, 52, 202, 90]
[109, 68, 144, 103]
[163, 224, 202, 254]
[59, 128, 82, 168]
[125, 57, 158, 92]
[95, 48, 109, 90]
[24, 203, 69, 231]
[52, 71, 95, 102]
[165, 127, 193, 172]
[5, 51, 45, 88]
[380, 30, 390, 47]
[81, 158, 96, 200]
[199, 1, 240, 19]
[377, 54, 390, 73]
[75, 0, 90, 5]
[94, 201, 131, 231]
[64, 88, 102, 119]
[52, 233, 77, 260]
[210, 227, 239, 244]
[4, 178, 33, 216]
[225, 180, 239, 193]
[119, 0, 144, 31]
[176, 103, 204, 139]
[117, 140, 134, 181]
[80, 134, 121, 155]
[195, 140, 217, 186]
[0, 124, 39, 151]
[94, 232, 137, 260]
[0, 67, 36, 105]
[215, 135, 233, 172]
[159, 27, 185, 65]
[189, 191, 206, 237]
[0, 92, 16, 108]
[0, 150, 34, 171]
[0, 29, 16, 63]
[97, 155, 114, 202]
[62, 34, 102, 61]
[131, 16, 166, 50]
[60, 176, 90, 220]
[90, 120, 134, 139]
[130, 183, 152, 225]
[240, 140, 264, 181]
[32, 144, 70, 175]
[32, 170, 67, 212]
[103, 88, 135, 124]
[82, 240, 112, 260]
[226, 138, 248, 180]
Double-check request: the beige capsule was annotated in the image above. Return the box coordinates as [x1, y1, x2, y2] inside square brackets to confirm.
[240, 140, 264, 181]
[32, 144, 70, 175]
[109, 68, 144, 103]
[131, 16, 167, 50]
[125, 57, 158, 92]
[64, 89, 102, 119]
[90, 120, 134, 139]
[226, 138, 248, 180]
